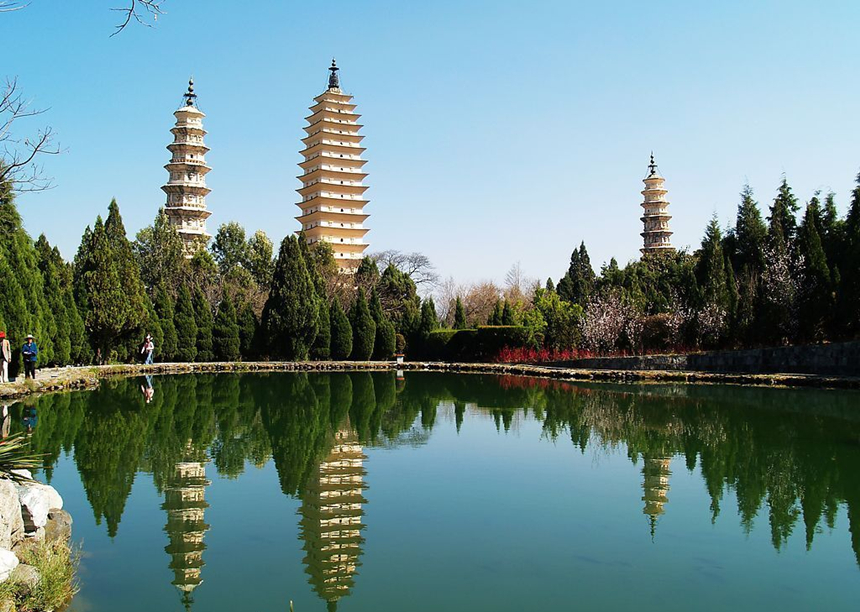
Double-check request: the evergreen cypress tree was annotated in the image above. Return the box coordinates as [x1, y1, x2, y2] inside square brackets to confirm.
[261, 235, 320, 360]
[557, 242, 595, 305]
[238, 303, 258, 360]
[173, 286, 198, 362]
[453, 297, 467, 329]
[104, 200, 146, 352]
[733, 184, 768, 274]
[329, 298, 353, 360]
[488, 299, 503, 325]
[311, 299, 331, 360]
[697, 216, 729, 308]
[797, 201, 832, 341]
[837, 172, 860, 337]
[193, 288, 214, 361]
[370, 289, 396, 360]
[35, 236, 71, 365]
[501, 299, 516, 325]
[724, 255, 739, 341]
[768, 177, 800, 244]
[65, 283, 88, 364]
[418, 298, 439, 336]
[545, 278, 555, 292]
[213, 294, 241, 361]
[154, 283, 178, 361]
[349, 289, 376, 361]
[76, 217, 127, 361]
[133, 208, 185, 294]
[0, 181, 56, 366]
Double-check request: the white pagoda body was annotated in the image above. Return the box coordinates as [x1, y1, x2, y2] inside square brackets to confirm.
[162, 79, 212, 257]
[296, 60, 370, 273]
[640, 154, 674, 255]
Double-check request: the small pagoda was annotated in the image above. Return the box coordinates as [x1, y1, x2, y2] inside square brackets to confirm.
[296, 60, 370, 273]
[162, 78, 212, 257]
[298, 424, 367, 611]
[640, 153, 674, 255]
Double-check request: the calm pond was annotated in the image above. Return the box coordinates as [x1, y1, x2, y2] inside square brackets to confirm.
[6, 372, 860, 611]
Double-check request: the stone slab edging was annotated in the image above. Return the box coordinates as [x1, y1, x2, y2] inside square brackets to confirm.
[0, 359, 858, 403]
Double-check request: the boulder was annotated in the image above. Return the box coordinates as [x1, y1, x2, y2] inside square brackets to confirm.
[45, 509, 73, 544]
[9, 563, 40, 593]
[16, 482, 63, 532]
[10, 470, 32, 481]
[0, 480, 24, 549]
[0, 548, 18, 583]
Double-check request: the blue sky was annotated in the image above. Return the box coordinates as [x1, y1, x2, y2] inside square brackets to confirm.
[4, 1, 859, 285]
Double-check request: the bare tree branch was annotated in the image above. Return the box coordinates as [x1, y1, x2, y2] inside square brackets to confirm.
[371, 249, 440, 288]
[0, 77, 61, 192]
[110, 0, 165, 37]
[0, 2, 29, 13]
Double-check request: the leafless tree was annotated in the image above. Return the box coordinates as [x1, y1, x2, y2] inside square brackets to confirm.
[503, 261, 538, 306]
[111, 0, 165, 36]
[0, 78, 60, 192]
[372, 249, 440, 288]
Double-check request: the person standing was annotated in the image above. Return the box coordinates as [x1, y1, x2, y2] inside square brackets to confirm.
[141, 334, 155, 365]
[0, 332, 10, 383]
[21, 334, 38, 380]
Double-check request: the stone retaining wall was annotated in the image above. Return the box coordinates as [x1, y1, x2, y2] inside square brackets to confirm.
[553, 341, 860, 376]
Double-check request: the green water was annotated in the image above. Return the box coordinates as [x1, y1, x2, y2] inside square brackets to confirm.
[7, 372, 860, 611]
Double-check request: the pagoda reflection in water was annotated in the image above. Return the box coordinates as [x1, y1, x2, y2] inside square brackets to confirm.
[299, 423, 367, 611]
[642, 455, 672, 539]
[162, 442, 211, 611]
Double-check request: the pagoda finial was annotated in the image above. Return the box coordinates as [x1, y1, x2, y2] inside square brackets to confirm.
[184, 77, 197, 107]
[648, 151, 657, 176]
[328, 58, 340, 90]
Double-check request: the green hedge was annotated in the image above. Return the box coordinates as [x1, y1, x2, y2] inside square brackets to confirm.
[412, 326, 531, 361]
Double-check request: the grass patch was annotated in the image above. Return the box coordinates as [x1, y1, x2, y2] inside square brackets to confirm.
[0, 540, 79, 611]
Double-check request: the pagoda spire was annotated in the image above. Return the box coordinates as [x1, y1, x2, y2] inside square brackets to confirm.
[640, 152, 674, 255]
[328, 58, 340, 90]
[296, 61, 370, 273]
[184, 77, 197, 107]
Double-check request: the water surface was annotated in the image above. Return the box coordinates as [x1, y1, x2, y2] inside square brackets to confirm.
[7, 372, 860, 611]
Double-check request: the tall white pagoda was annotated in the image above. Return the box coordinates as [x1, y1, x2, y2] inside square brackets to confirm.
[162, 78, 212, 257]
[296, 60, 370, 273]
[640, 153, 674, 255]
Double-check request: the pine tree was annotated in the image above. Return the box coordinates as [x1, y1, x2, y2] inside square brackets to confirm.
[141, 295, 163, 362]
[724, 255, 739, 341]
[545, 278, 555, 292]
[310, 299, 331, 360]
[238, 303, 258, 360]
[697, 216, 729, 308]
[501, 300, 516, 325]
[213, 293, 241, 361]
[173, 286, 198, 361]
[797, 200, 832, 341]
[193, 288, 214, 361]
[370, 289, 396, 360]
[453, 297, 467, 329]
[349, 289, 376, 361]
[154, 283, 178, 361]
[557, 242, 595, 305]
[329, 298, 353, 360]
[261, 235, 320, 360]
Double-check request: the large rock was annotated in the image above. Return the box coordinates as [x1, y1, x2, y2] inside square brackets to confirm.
[0, 480, 24, 549]
[16, 481, 63, 532]
[0, 548, 19, 583]
[9, 563, 40, 593]
[45, 509, 72, 544]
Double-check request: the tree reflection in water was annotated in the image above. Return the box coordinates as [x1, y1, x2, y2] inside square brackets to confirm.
[9, 371, 860, 608]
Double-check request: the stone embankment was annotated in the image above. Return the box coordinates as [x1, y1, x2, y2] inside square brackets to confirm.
[0, 472, 72, 603]
[0, 357, 857, 404]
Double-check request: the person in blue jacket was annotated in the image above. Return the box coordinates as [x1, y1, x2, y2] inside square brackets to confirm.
[21, 334, 38, 380]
